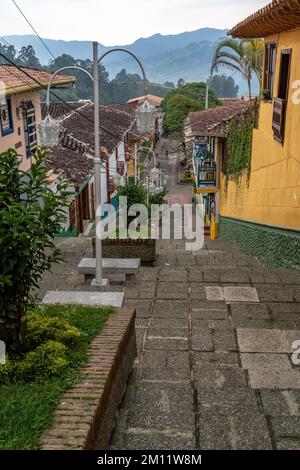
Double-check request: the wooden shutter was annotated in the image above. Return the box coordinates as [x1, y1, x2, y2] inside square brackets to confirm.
[272, 97, 286, 143]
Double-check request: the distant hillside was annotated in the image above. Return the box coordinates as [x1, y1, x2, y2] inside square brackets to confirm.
[4, 28, 227, 78]
[4, 28, 258, 95]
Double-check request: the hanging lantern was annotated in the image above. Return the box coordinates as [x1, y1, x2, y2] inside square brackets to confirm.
[37, 114, 61, 147]
[113, 174, 121, 188]
[117, 161, 125, 176]
[136, 100, 156, 134]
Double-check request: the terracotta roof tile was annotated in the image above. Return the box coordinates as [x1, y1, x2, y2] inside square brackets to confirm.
[127, 94, 163, 107]
[0, 64, 75, 94]
[229, 0, 300, 38]
[188, 102, 250, 135]
[46, 102, 138, 186]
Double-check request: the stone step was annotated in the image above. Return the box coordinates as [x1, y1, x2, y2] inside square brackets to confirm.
[42, 290, 124, 308]
[78, 257, 141, 276]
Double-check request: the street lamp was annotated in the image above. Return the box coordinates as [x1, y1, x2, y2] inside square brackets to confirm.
[37, 113, 61, 147]
[136, 100, 156, 134]
[39, 42, 154, 291]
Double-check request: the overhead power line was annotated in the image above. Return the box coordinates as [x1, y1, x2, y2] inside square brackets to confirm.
[8, 1, 141, 143]
[0, 51, 127, 143]
[11, 0, 56, 61]
[0, 36, 11, 47]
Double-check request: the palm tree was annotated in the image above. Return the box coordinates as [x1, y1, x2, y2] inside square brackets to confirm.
[211, 38, 263, 99]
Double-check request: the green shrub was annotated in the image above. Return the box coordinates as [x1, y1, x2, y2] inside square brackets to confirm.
[0, 361, 14, 385]
[148, 189, 167, 206]
[27, 313, 81, 348]
[0, 341, 68, 384]
[17, 341, 68, 381]
[0, 148, 70, 352]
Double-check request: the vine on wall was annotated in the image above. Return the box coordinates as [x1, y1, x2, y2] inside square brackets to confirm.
[224, 101, 259, 190]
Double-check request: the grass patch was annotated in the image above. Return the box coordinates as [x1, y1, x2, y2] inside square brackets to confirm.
[0, 304, 114, 450]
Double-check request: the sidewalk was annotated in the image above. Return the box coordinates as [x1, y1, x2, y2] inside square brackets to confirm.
[110, 237, 300, 450]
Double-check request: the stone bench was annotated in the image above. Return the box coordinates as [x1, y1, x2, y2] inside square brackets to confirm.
[78, 257, 141, 282]
[42, 290, 124, 308]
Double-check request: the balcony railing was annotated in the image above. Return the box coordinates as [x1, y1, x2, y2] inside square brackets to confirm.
[198, 166, 217, 186]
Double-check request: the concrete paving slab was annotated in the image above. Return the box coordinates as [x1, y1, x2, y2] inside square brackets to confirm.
[205, 286, 224, 301]
[240, 353, 292, 370]
[194, 364, 247, 389]
[237, 328, 300, 353]
[259, 390, 300, 416]
[248, 368, 300, 389]
[42, 290, 124, 308]
[197, 388, 259, 415]
[117, 432, 196, 450]
[271, 416, 300, 438]
[224, 287, 259, 302]
[125, 382, 194, 432]
[199, 413, 272, 450]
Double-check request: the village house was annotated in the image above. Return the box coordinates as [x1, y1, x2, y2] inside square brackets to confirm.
[221, 0, 300, 267]
[0, 64, 74, 170]
[43, 101, 144, 236]
[184, 101, 251, 238]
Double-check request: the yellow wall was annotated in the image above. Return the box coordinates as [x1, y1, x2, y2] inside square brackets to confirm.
[220, 28, 300, 230]
[0, 90, 41, 172]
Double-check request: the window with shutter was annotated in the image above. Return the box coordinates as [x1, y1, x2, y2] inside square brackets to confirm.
[272, 49, 291, 143]
[264, 43, 277, 99]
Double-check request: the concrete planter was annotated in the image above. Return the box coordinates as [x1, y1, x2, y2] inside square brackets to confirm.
[92, 237, 157, 265]
[40, 307, 136, 450]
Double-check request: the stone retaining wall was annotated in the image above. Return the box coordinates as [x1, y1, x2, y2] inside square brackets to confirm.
[219, 216, 300, 270]
[40, 307, 136, 450]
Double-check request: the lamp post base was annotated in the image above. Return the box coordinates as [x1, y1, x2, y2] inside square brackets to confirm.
[90, 278, 110, 291]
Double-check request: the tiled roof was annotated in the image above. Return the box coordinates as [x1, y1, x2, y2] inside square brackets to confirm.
[229, 0, 300, 38]
[127, 94, 163, 107]
[46, 102, 138, 186]
[188, 103, 250, 136]
[41, 101, 85, 119]
[219, 98, 248, 106]
[0, 64, 75, 94]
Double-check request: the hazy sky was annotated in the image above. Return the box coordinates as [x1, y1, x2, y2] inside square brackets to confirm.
[2, 0, 268, 45]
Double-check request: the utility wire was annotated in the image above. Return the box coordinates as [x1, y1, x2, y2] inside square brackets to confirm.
[0, 51, 126, 143]
[0, 36, 11, 47]
[8, 2, 141, 143]
[11, 0, 56, 61]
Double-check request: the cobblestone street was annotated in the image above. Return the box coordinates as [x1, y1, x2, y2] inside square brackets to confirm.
[40, 147, 300, 450]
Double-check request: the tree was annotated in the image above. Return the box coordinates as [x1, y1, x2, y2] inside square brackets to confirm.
[164, 81, 175, 89]
[177, 78, 186, 88]
[210, 75, 239, 98]
[163, 95, 202, 136]
[17, 45, 41, 69]
[162, 82, 220, 136]
[0, 148, 69, 352]
[211, 38, 263, 98]
[0, 44, 18, 65]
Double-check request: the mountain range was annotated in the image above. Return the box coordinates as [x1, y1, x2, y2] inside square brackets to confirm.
[4, 28, 255, 95]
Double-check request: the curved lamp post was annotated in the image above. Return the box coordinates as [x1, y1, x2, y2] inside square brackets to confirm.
[39, 42, 155, 290]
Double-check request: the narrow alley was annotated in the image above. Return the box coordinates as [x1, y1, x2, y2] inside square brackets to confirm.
[36, 140, 300, 451]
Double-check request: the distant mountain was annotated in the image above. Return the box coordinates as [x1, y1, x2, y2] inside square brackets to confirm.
[4, 28, 257, 95]
[4, 28, 226, 75]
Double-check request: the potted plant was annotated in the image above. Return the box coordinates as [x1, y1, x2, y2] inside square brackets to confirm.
[262, 89, 271, 100]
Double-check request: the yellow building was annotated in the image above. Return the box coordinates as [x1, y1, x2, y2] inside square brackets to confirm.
[218, 0, 300, 268]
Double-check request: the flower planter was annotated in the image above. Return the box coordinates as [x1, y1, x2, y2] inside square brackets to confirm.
[92, 237, 157, 265]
